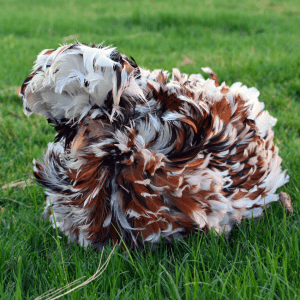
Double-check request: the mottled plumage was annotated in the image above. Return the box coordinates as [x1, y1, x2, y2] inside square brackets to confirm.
[20, 42, 289, 249]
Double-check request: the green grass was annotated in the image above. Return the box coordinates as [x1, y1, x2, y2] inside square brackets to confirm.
[1, 0, 300, 298]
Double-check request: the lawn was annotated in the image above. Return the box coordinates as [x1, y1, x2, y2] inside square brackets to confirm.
[0, 0, 300, 299]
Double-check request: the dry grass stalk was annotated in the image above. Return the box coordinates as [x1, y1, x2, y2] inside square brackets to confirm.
[35, 244, 117, 300]
[1, 179, 33, 190]
[0, 197, 33, 208]
[179, 55, 194, 66]
[63, 34, 79, 42]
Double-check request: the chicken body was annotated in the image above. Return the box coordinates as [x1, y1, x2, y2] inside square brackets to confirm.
[20, 43, 289, 249]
